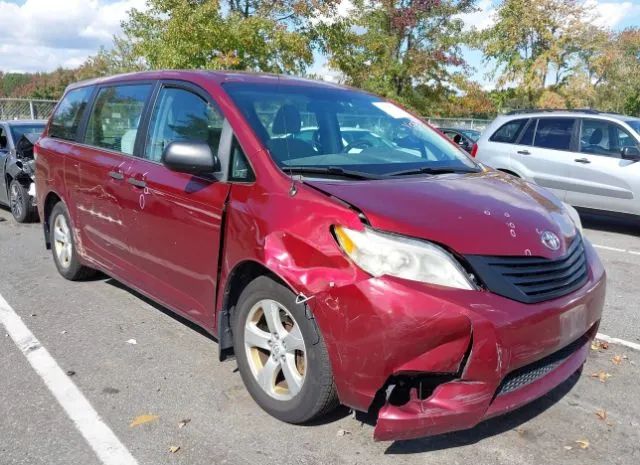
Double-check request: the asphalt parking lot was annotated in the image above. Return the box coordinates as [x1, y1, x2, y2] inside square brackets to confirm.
[1, 206, 639, 465]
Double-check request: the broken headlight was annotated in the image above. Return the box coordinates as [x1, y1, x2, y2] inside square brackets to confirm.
[334, 225, 477, 290]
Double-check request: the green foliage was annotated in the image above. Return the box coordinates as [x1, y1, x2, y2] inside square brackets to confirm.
[121, 0, 339, 74]
[320, 0, 476, 114]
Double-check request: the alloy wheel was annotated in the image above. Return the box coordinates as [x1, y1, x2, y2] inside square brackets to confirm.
[9, 183, 23, 219]
[244, 299, 307, 401]
[53, 214, 72, 270]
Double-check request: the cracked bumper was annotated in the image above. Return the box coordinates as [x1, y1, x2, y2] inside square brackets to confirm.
[311, 239, 606, 441]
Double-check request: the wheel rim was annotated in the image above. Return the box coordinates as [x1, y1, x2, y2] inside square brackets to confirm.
[53, 214, 72, 270]
[244, 299, 307, 401]
[9, 183, 23, 219]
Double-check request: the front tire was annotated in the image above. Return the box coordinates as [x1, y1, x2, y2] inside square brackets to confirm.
[9, 179, 37, 223]
[232, 276, 338, 423]
[49, 202, 96, 281]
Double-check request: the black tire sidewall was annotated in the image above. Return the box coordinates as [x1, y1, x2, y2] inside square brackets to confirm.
[9, 180, 31, 223]
[232, 276, 329, 424]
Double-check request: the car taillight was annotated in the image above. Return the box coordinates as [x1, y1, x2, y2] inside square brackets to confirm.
[470, 143, 478, 158]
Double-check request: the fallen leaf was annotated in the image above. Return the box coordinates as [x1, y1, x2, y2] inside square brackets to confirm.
[130, 414, 159, 427]
[590, 341, 601, 350]
[601, 341, 609, 350]
[612, 355, 623, 365]
[595, 409, 607, 421]
[126, 339, 137, 345]
[590, 371, 612, 383]
[575, 439, 590, 449]
[564, 446, 573, 451]
[515, 427, 526, 436]
[178, 419, 191, 429]
[336, 429, 351, 437]
[168, 446, 181, 454]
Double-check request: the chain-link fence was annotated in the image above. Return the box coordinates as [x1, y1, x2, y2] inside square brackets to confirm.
[0, 98, 58, 121]
[426, 117, 493, 132]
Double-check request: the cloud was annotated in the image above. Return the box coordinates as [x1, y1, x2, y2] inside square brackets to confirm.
[456, 0, 496, 32]
[586, 0, 640, 28]
[0, 0, 146, 73]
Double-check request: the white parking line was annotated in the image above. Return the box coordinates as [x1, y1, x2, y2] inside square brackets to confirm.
[593, 244, 640, 256]
[596, 333, 640, 352]
[0, 293, 138, 465]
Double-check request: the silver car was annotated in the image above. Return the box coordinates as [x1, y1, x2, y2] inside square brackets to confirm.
[474, 110, 640, 218]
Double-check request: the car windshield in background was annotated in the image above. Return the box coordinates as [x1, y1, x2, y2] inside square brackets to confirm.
[223, 82, 479, 178]
[10, 124, 45, 143]
[460, 129, 481, 141]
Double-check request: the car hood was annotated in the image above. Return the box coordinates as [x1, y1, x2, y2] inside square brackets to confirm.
[305, 170, 579, 259]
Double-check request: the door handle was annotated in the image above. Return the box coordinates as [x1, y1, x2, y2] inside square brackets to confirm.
[127, 177, 147, 188]
[574, 158, 591, 164]
[517, 150, 531, 155]
[108, 171, 124, 180]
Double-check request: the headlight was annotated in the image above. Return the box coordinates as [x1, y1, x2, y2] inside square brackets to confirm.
[334, 225, 476, 290]
[563, 203, 583, 233]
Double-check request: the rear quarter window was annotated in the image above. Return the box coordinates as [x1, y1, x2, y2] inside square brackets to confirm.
[49, 87, 93, 141]
[489, 119, 528, 143]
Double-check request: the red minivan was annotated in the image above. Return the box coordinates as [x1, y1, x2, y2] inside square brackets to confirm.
[36, 71, 606, 441]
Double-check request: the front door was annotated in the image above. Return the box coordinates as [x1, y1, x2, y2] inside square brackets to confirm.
[125, 83, 231, 327]
[0, 124, 10, 204]
[566, 118, 640, 215]
[70, 83, 153, 274]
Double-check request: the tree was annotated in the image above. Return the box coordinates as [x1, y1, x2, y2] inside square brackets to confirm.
[121, 0, 339, 74]
[319, 0, 476, 113]
[477, 0, 592, 106]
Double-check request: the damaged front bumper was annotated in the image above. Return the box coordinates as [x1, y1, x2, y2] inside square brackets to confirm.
[310, 239, 606, 441]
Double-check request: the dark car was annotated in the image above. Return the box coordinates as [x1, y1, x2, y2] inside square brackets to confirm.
[0, 120, 46, 222]
[440, 127, 481, 153]
[36, 72, 604, 441]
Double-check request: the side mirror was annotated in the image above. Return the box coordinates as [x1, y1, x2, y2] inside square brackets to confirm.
[162, 141, 220, 175]
[621, 146, 640, 161]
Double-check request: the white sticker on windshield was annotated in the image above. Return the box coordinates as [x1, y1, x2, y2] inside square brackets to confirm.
[372, 101, 413, 120]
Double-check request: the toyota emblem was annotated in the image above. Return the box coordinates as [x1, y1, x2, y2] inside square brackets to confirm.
[541, 231, 561, 251]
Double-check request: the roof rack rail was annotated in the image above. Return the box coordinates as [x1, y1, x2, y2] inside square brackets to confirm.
[506, 108, 603, 115]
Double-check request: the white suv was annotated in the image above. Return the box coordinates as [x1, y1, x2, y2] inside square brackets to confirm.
[474, 110, 640, 217]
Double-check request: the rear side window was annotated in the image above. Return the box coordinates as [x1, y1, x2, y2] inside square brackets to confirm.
[145, 87, 224, 162]
[489, 119, 528, 143]
[49, 87, 92, 141]
[534, 118, 575, 151]
[85, 84, 152, 155]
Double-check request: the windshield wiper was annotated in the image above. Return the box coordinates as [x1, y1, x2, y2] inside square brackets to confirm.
[387, 166, 478, 177]
[284, 166, 381, 180]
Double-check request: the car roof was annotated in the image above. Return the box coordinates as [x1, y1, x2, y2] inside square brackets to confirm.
[66, 70, 350, 92]
[439, 127, 479, 132]
[500, 111, 640, 123]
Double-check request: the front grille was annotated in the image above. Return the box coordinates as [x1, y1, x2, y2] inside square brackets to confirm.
[465, 237, 588, 304]
[496, 334, 589, 396]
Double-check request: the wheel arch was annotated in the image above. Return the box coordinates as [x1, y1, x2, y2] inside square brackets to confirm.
[42, 191, 63, 249]
[217, 259, 290, 360]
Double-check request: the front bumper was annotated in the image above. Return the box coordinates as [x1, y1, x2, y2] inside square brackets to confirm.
[310, 239, 606, 441]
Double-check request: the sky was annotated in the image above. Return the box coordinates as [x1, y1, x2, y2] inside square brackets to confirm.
[1, 0, 639, 89]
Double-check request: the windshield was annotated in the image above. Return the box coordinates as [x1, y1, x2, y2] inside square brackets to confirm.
[460, 129, 480, 141]
[10, 124, 44, 143]
[224, 82, 479, 177]
[626, 120, 640, 136]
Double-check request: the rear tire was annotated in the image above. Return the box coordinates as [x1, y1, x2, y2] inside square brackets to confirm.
[9, 179, 37, 223]
[49, 202, 96, 281]
[232, 276, 338, 423]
